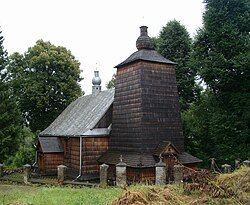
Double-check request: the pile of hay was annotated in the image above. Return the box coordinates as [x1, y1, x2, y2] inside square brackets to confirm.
[111, 185, 196, 205]
[111, 166, 250, 205]
[214, 165, 250, 203]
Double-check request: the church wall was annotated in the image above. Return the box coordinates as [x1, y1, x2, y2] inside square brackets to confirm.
[82, 137, 109, 178]
[38, 152, 64, 175]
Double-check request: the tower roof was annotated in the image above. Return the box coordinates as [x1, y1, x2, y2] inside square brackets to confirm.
[115, 26, 176, 68]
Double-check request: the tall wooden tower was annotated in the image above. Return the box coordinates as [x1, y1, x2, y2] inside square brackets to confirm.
[99, 26, 201, 182]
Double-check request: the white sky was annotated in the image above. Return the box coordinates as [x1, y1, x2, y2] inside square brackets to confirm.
[0, 0, 205, 94]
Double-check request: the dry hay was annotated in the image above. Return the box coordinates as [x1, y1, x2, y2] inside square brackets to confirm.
[215, 165, 250, 203]
[111, 186, 194, 205]
[111, 166, 250, 205]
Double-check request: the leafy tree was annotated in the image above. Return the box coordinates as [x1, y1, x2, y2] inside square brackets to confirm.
[106, 73, 116, 89]
[5, 126, 36, 167]
[182, 91, 249, 166]
[0, 30, 23, 163]
[8, 40, 83, 132]
[155, 20, 200, 110]
[193, 0, 250, 102]
[185, 0, 250, 165]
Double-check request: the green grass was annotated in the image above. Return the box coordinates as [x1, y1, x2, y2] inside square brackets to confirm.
[0, 184, 122, 205]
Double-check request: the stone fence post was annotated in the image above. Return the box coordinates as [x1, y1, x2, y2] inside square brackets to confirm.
[23, 164, 31, 184]
[235, 160, 241, 169]
[243, 160, 250, 167]
[100, 163, 109, 187]
[0, 164, 3, 177]
[57, 165, 67, 185]
[155, 159, 166, 185]
[173, 164, 183, 184]
[116, 156, 127, 187]
[221, 164, 231, 173]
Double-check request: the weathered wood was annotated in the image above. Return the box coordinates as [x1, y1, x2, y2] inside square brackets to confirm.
[82, 137, 109, 177]
[110, 61, 184, 155]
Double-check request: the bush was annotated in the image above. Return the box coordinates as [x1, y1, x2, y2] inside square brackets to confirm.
[5, 126, 36, 167]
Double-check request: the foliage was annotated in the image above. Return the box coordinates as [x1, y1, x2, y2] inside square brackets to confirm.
[106, 73, 116, 89]
[0, 30, 23, 163]
[182, 91, 250, 166]
[185, 0, 250, 166]
[7, 40, 83, 132]
[154, 20, 200, 110]
[5, 126, 36, 167]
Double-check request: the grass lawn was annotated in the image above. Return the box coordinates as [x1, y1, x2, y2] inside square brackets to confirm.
[0, 184, 122, 205]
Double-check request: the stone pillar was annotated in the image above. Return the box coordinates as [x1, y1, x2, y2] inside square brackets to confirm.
[100, 164, 109, 187]
[57, 165, 67, 184]
[243, 160, 250, 167]
[0, 164, 3, 177]
[235, 160, 241, 169]
[173, 164, 184, 184]
[155, 159, 166, 185]
[221, 164, 231, 173]
[116, 156, 127, 187]
[23, 164, 31, 184]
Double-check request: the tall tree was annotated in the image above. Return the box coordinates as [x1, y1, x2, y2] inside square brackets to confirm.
[185, 0, 250, 165]
[155, 20, 200, 110]
[8, 40, 83, 132]
[0, 30, 23, 162]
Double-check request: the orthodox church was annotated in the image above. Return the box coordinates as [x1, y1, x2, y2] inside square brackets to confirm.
[37, 26, 201, 182]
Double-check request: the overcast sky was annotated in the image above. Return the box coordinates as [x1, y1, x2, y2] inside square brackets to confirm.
[1, 0, 205, 94]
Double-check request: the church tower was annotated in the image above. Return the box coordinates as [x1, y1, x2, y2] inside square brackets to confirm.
[99, 26, 201, 182]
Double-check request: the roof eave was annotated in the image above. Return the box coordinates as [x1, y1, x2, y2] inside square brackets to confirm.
[115, 58, 177, 69]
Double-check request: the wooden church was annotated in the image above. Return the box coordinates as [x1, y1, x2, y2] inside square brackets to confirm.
[37, 26, 201, 182]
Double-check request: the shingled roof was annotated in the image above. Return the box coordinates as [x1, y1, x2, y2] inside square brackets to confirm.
[40, 89, 115, 137]
[115, 26, 175, 68]
[98, 151, 156, 168]
[115, 49, 176, 68]
[178, 152, 203, 164]
[39, 137, 63, 153]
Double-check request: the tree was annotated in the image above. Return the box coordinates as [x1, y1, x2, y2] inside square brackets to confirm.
[106, 73, 116, 89]
[0, 30, 23, 162]
[193, 0, 249, 100]
[155, 20, 200, 110]
[8, 40, 83, 132]
[185, 0, 250, 165]
[182, 91, 249, 166]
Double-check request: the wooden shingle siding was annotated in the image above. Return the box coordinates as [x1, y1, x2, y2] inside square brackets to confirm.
[109, 61, 184, 155]
[38, 153, 64, 174]
[82, 137, 109, 176]
[62, 138, 80, 172]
